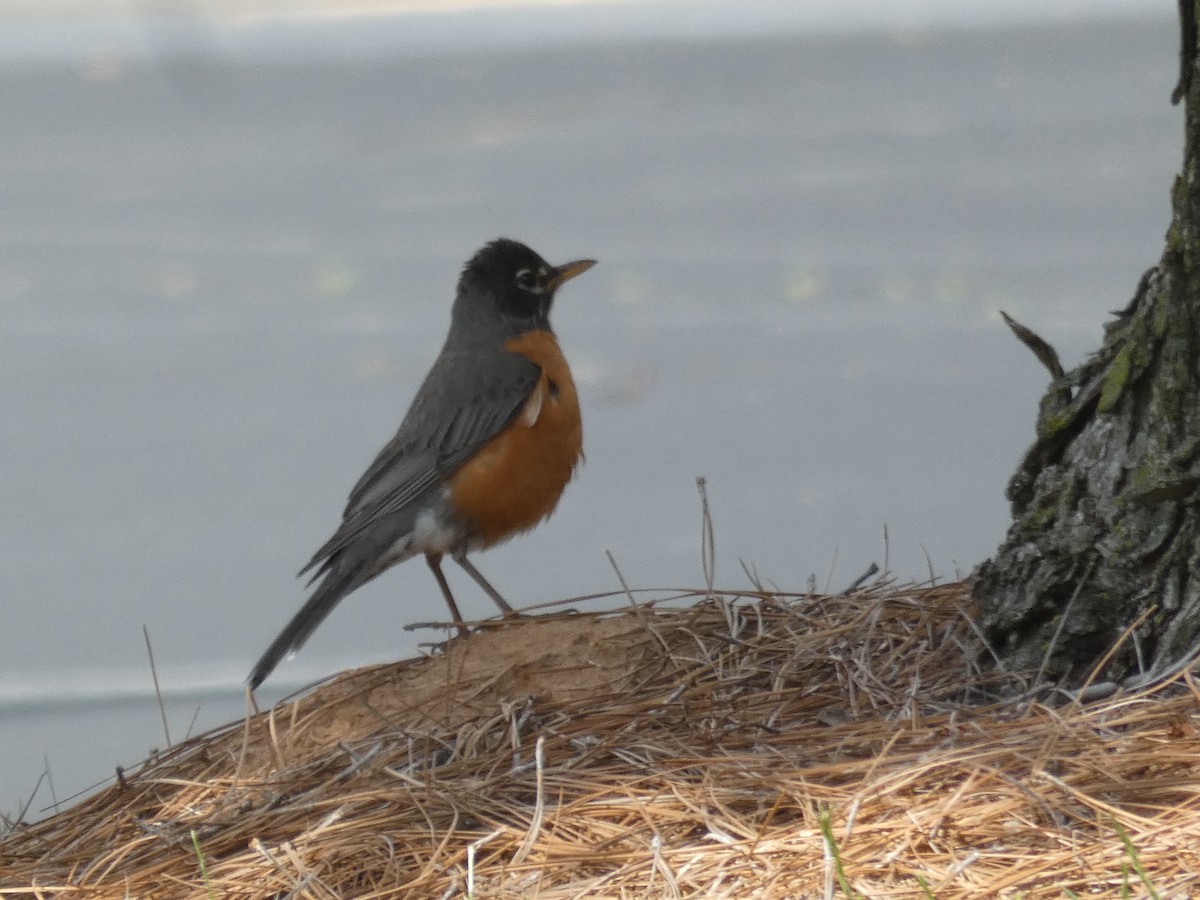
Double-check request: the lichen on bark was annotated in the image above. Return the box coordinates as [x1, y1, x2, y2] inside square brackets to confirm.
[972, 6, 1200, 690]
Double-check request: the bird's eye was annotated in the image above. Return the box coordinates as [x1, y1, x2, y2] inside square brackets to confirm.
[515, 268, 537, 290]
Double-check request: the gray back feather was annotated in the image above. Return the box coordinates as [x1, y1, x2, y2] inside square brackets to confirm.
[299, 342, 540, 578]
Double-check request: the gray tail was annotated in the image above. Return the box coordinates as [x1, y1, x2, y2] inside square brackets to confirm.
[247, 565, 367, 690]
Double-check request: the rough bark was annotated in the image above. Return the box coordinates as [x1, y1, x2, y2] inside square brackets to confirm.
[971, 4, 1200, 692]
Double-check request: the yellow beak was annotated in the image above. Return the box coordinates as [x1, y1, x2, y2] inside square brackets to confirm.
[548, 258, 597, 291]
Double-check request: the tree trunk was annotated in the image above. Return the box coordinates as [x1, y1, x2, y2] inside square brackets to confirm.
[971, 5, 1200, 692]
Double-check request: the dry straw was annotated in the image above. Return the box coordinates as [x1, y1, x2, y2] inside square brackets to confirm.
[3, 581, 1200, 898]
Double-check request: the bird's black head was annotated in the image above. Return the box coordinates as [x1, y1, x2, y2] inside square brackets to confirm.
[451, 238, 595, 338]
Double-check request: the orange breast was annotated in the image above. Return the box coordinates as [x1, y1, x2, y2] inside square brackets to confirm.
[447, 329, 583, 547]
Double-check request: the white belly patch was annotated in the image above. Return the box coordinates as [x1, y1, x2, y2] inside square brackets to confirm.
[410, 506, 461, 554]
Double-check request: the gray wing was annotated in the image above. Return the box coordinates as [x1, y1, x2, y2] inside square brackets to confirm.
[247, 342, 539, 689]
[298, 343, 540, 579]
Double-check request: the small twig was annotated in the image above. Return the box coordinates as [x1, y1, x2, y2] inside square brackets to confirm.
[11, 770, 49, 827]
[1076, 603, 1159, 706]
[696, 476, 716, 597]
[467, 829, 502, 897]
[42, 754, 58, 812]
[511, 735, 545, 865]
[648, 832, 681, 898]
[1034, 559, 1095, 692]
[606, 549, 638, 607]
[1069, 681, 1120, 703]
[437, 875, 460, 900]
[250, 838, 305, 894]
[843, 796, 861, 839]
[956, 605, 1007, 673]
[844, 563, 879, 596]
[740, 558, 766, 593]
[231, 684, 256, 792]
[920, 544, 937, 585]
[405, 617, 468, 633]
[941, 849, 980, 886]
[180, 706, 202, 743]
[1121, 642, 1200, 693]
[999, 310, 1066, 379]
[1132, 624, 1146, 677]
[143, 624, 172, 748]
[335, 741, 384, 781]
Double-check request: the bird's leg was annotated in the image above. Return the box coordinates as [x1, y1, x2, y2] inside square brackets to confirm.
[453, 552, 516, 615]
[426, 553, 470, 637]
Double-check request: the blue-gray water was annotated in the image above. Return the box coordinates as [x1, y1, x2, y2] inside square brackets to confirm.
[0, 9, 1179, 818]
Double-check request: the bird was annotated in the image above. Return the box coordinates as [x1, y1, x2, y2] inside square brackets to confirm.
[248, 238, 595, 690]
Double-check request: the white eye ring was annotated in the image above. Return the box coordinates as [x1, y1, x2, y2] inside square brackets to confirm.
[515, 268, 537, 290]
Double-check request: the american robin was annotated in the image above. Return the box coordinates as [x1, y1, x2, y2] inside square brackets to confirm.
[248, 238, 595, 689]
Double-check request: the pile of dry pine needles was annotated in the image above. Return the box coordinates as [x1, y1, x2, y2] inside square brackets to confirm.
[3, 579, 1200, 898]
